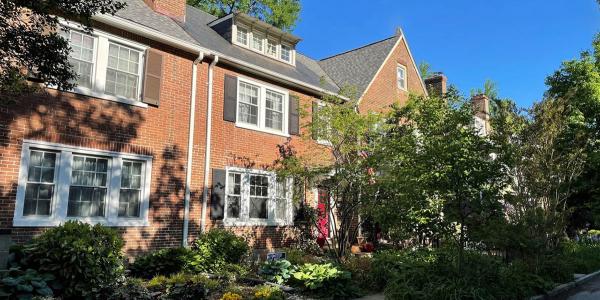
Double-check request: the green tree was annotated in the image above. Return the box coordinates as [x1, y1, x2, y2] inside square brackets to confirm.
[370, 88, 505, 269]
[187, 0, 300, 31]
[0, 0, 125, 97]
[274, 90, 383, 262]
[545, 33, 600, 232]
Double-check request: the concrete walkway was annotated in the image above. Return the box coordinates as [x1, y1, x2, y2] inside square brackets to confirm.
[354, 293, 384, 300]
[552, 275, 600, 300]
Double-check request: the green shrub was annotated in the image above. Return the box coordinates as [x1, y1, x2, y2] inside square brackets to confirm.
[147, 273, 219, 300]
[102, 278, 153, 300]
[291, 263, 357, 299]
[0, 268, 57, 299]
[252, 285, 285, 300]
[188, 229, 249, 273]
[342, 255, 377, 292]
[129, 247, 194, 279]
[16, 221, 124, 298]
[259, 259, 296, 284]
[282, 248, 321, 265]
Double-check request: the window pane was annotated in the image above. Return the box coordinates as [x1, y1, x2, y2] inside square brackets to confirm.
[237, 27, 248, 45]
[265, 90, 284, 131]
[23, 150, 56, 216]
[68, 155, 108, 217]
[66, 30, 95, 89]
[267, 40, 277, 57]
[119, 160, 144, 218]
[227, 196, 240, 218]
[252, 32, 264, 51]
[238, 82, 260, 125]
[281, 45, 291, 62]
[105, 43, 141, 100]
[249, 197, 267, 219]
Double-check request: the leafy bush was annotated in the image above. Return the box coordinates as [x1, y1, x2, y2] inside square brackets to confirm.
[0, 268, 57, 299]
[102, 278, 153, 300]
[259, 259, 296, 284]
[15, 221, 124, 298]
[252, 285, 285, 300]
[342, 255, 377, 291]
[282, 248, 321, 265]
[129, 247, 194, 279]
[291, 263, 357, 298]
[188, 229, 249, 273]
[147, 273, 219, 300]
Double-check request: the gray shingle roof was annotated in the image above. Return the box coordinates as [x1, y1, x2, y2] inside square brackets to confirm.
[115, 0, 197, 43]
[319, 36, 400, 97]
[182, 6, 339, 93]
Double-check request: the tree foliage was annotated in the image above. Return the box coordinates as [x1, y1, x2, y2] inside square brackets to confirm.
[187, 0, 300, 31]
[0, 0, 125, 97]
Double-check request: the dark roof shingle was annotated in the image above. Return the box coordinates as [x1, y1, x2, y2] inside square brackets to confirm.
[318, 36, 399, 96]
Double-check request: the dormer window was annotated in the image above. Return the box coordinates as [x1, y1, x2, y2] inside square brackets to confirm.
[236, 26, 248, 46]
[251, 32, 264, 52]
[280, 44, 291, 62]
[266, 39, 278, 57]
[226, 13, 300, 66]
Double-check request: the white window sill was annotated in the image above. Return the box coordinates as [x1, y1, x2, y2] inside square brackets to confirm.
[13, 217, 149, 227]
[236, 122, 290, 138]
[223, 218, 292, 227]
[316, 140, 332, 146]
[48, 86, 148, 108]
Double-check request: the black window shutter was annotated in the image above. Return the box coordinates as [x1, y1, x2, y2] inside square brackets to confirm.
[223, 75, 237, 122]
[289, 95, 300, 135]
[210, 169, 226, 220]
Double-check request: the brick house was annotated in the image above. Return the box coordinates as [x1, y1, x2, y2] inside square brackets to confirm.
[0, 0, 433, 258]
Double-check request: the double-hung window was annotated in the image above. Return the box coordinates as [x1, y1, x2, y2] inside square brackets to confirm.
[236, 78, 288, 135]
[251, 32, 264, 52]
[266, 39, 278, 57]
[280, 44, 291, 63]
[14, 141, 152, 227]
[224, 168, 293, 226]
[236, 26, 249, 46]
[397, 64, 407, 91]
[61, 23, 147, 106]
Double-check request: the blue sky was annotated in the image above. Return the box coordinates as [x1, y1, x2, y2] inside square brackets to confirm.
[293, 0, 600, 108]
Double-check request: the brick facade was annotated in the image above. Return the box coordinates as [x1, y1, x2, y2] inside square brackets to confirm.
[359, 37, 426, 113]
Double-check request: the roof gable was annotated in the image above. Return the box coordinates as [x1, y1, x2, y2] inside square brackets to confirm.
[318, 36, 400, 97]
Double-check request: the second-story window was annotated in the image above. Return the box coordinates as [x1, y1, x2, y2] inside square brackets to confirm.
[236, 78, 288, 135]
[251, 32, 264, 52]
[397, 64, 407, 91]
[62, 27, 146, 104]
[106, 43, 142, 100]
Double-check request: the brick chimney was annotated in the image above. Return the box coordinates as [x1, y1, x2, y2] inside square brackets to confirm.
[424, 72, 447, 97]
[144, 0, 186, 22]
[471, 94, 490, 135]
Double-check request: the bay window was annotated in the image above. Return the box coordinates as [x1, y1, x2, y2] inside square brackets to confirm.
[14, 141, 152, 227]
[224, 168, 293, 226]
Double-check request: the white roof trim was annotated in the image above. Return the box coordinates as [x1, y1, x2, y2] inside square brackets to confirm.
[356, 32, 428, 106]
[93, 14, 347, 101]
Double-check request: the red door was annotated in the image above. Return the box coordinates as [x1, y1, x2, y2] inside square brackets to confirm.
[317, 188, 329, 240]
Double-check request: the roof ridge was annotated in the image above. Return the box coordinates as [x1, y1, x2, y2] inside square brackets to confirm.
[319, 35, 398, 61]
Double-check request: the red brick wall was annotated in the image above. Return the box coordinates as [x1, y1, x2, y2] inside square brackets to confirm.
[359, 37, 426, 113]
[0, 24, 208, 256]
[202, 65, 332, 251]
[144, 0, 187, 22]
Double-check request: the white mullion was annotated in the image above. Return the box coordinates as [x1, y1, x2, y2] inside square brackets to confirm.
[55, 151, 72, 222]
[241, 172, 250, 221]
[286, 178, 293, 224]
[95, 36, 109, 94]
[14, 144, 31, 222]
[268, 175, 275, 221]
[107, 157, 122, 224]
[140, 160, 151, 224]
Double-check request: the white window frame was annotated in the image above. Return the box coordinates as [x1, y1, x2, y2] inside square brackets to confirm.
[223, 167, 293, 227]
[397, 64, 408, 91]
[235, 77, 290, 137]
[56, 20, 148, 108]
[13, 140, 152, 227]
[231, 23, 296, 66]
[313, 100, 332, 146]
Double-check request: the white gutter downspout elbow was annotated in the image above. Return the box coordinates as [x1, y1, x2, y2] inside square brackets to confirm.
[183, 51, 204, 247]
[201, 55, 219, 233]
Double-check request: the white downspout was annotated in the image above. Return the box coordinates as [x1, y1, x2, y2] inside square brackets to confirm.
[201, 55, 219, 233]
[183, 51, 204, 247]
